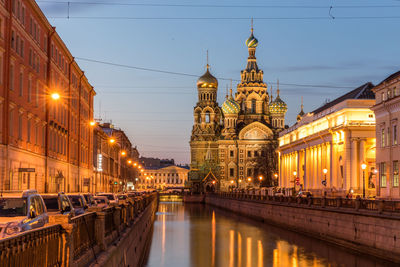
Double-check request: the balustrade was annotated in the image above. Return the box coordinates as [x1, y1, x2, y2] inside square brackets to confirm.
[0, 193, 157, 267]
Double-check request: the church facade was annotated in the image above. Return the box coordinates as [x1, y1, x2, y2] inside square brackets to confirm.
[189, 26, 288, 192]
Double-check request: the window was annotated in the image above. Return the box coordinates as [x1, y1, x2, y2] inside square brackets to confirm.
[9, 110, 13, 136]
[18, 72, 23, 96]
[247, 151, 252, 157]
[381, 128, 385, 147]
[229, 168, 234, 177]
[251, 99, 256, 113]
[388, 127, 390, 146]
[9, 65, 14, 91]
[247, 168, 252, 177]
[27, 78, 31, 102]
[394, 161, 399, 187]
[18, 114, 22, 140]
[254, 151, 259, 157]
[394, 125, 398, 145]
[380, 162, 387, 188]
[382, 92, 387, 101]
[27, 119, 31, 142]
[35, 83, 39, 107]
[205, 111, 210, 123]
[230, 150, 234, 157]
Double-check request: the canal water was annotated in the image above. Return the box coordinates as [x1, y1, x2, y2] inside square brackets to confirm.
[144, 202, 395, 267]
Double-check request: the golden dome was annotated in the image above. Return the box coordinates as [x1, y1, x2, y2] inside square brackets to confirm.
[197, 66, 218, 88]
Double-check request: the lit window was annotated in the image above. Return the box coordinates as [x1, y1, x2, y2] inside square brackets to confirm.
[394, 125, 398, 145]
[393, 161, 399, 187]
[380, 162, 387, 188]
[229, 168, 234, 177]
[381, 128, 385, 147]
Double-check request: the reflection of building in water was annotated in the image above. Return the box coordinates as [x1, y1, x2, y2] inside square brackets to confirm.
[278, 83, 376, 197]
[189, 23, 287, 192]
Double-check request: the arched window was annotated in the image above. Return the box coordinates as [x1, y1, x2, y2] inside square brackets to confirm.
[196, 111, 201, 123]
[251, 99, 256, 113]
[205, 111, 210, 123]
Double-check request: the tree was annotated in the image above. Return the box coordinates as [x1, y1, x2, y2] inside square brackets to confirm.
[253, 145, 278, 187]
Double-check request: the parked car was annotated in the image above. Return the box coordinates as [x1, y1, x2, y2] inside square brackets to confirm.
[0, 190, 49, 238]
[93, 196, 109, 208]
[96, 193, 118, 204]
[41, 192, 75, 217]
[83, 193, 96, 207]
[67, 194, 88, 215]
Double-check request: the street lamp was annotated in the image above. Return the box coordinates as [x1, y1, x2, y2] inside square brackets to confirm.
[121, 151, 126, 156]
[89, 121, 96, 126]
[127, 159, 132, 164]
[322, 168, 328, 187]
[361, 163, 367, 198]
[247, 177, 252, 182]
[51, 92, 60, 100]
[109, 138, 116, 144]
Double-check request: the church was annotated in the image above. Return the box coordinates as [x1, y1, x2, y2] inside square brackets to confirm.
[189, 25, 288, 192]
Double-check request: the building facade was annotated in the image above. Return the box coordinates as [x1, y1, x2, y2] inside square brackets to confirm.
[189, 25, 287, 192]
[93, 123, 139, 193]
[371, 71, 400, 199]
[137, 165, 189, 190]
[278, 83, 376, 197]
[0, 0, 95, 193]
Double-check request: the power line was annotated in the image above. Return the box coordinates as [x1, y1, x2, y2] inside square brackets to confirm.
[37, 1, 400, 9]
[48, 15, 400, 20]
[76, 57, 352, 89]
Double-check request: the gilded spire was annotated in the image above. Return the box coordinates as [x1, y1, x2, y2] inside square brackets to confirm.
[225, 85, 228, 99]
[251, 18, 254, 34]
[270, 85, 273, 104]
[277, 79, 280, 97]
[206, 49, 209, 70]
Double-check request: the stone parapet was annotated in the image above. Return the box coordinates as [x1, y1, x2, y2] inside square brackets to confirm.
[206, 193, 400, 264]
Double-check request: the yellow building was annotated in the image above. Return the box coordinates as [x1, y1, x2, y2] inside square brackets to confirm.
[137, 165, 189, 190]
[278, 83, 376, 197]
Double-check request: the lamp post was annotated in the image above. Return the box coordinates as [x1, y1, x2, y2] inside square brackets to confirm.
[361, 163, 367, 198]
[258, 175, 263, 188]
[322, 168, 328, 187]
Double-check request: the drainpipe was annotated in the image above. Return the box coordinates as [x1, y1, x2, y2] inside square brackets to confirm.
[77, 72, 84, 192]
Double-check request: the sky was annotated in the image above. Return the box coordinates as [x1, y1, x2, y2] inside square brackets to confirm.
[37, 0, 400, 164]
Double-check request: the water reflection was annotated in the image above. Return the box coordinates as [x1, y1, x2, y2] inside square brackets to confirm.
[144, 202, 395, 267]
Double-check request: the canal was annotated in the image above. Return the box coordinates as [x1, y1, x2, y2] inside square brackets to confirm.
[144, 202, 395, 267]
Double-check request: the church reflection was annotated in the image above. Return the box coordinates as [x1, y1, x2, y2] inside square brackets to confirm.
[144, 203, 393, 267]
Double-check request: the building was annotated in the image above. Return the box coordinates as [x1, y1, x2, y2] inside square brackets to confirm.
[93, 123, 139, 193]
[371, 71, 400, 199]
[137, 165, 189, 190]
[0, 0, 95, 193]
[278, 83, 376, 197]
[189, 24, 287, 192]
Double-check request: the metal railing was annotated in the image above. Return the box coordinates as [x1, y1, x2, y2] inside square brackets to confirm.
[211, 192, 400, 215]
[0, 224, 63, 267]
[0, 193, 157, 267]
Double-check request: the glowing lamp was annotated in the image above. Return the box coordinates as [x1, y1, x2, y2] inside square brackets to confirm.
[51, 93, 60, 100]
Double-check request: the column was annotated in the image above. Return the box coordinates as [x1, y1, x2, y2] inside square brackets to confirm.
[351, 139, 358, 190]
[303, 148, 307, 189]
[359, 139, 365, 193]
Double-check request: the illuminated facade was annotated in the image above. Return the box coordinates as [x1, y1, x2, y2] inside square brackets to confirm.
[278, 83, 376, 197]
[189, 25, 286, 192]
[0, 0, 95, 193]
[93, 123, 139, 193]
[137, 165, 189, 190]
[371, 71, 400, 199]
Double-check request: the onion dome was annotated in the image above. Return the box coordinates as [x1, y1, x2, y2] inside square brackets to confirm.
[197, 65, 218, 88]
[222, 90, 240, 115]
[269, 89, 287, 114]
[245, 32, 258, 48]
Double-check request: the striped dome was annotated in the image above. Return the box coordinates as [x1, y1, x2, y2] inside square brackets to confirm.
[245, 33, 258, 48]
[269, 96, 288, 114]
[222, 97, 240, 115]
